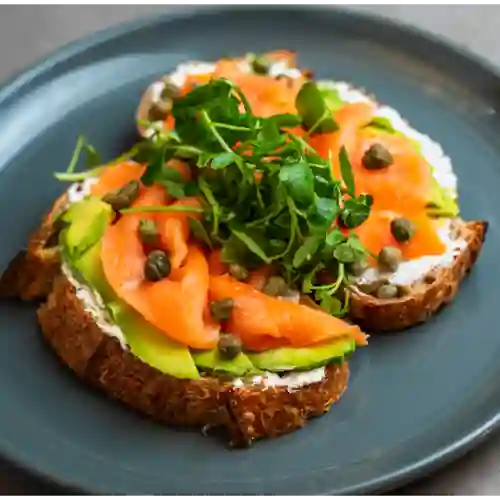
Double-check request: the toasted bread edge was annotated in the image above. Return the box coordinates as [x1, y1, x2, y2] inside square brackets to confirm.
[37, 275, 349, 447]
[348, 220, 488, 332]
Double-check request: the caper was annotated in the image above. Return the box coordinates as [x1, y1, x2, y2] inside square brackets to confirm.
[250, 54, 270, 75]
[138, 218, 158, 246]
[148, 81, 180, 121]
[390, 217, 416, 243]
[280, 289, 300, 303]
[228, 263, 249, 282]
[377, 246, 402, 272]
[102, 180, 141, 211]
[147, 99, 173, 121]
[362, 143, 393, 170]
[262, 276, 289, 297]
[376, 284, 399, 299]
[159, 81, 181, 100]
[210, 298, 234, 322]
[218, 333, 242, 361]
[357, 279, 388, 295]
[350, 259, 369, 277]
[144, 250, 171, 282]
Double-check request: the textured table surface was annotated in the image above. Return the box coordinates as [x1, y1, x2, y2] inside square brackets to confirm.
[0, 5, 499, 495]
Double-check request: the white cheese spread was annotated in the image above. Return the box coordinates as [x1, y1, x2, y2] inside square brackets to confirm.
[232, 366, 326, 390]
[61, 262, 128, 349]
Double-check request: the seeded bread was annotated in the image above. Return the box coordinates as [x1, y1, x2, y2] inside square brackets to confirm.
[0, 193, 68, 300]
[348, 219, 488, 332]
[37, 275, 349, 447]
[0, 195, 349, 446]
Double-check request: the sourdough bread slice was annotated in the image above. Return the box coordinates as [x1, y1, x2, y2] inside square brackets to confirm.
[38, 275, 349, 447]
[348, 220, 488, 331]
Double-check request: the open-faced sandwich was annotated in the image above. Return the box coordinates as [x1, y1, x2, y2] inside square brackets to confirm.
[0, 50, 486, 446]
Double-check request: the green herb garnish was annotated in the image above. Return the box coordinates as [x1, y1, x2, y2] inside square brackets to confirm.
[58, 78, 373, 317]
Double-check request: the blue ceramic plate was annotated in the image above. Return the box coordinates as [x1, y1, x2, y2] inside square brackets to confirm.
[0, 6, 498, 495]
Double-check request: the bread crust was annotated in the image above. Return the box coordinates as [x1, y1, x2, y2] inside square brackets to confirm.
[0, 193, 67, 300]
[348, 220, 488, 331]
[37, 275, 349, 447]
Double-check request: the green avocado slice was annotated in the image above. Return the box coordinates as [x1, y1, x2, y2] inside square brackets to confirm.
[248, 337, 355, 373]
[109, 302, 200, 380]
[191, 348, 257, 377]
[60, 197, 113, 260]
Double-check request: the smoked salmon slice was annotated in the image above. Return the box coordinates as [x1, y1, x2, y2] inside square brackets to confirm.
[209, 274, 367, 350]
[156, 197, 203, 270]
[101, 187, 219, 349]
[90, 162, 145, 197]
[355, 209, 446, 259]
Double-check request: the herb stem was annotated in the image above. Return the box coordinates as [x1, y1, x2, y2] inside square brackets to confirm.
[199, 110, 234, 154]
[120, 205, 205, 214]
[212, 122, 252, 132]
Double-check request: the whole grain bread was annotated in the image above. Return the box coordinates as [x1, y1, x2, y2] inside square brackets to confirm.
[37, 275, 349, 447]
[348, 220, 488, 331]
[0, 193, 67, 300]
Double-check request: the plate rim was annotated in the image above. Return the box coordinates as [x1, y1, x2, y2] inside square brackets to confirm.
[0, 5, 499, 495]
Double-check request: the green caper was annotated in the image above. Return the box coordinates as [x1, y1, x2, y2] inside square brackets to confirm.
[160, 81, 181, 100]
[144, 250, 171, 282]
[262, 276, 289, 297]
[376, 284, 399, 299]
[102, 180, 141, 211]
[148, 81, 180, 121]
[390, 217, 416, 243]
[250, 54, 270, 75]
[138, 218, 158, 246]
[148, 99, 173, 121]
[228, 263, 249, 282]
[218, 333, 242, 361]
[362, 143, 393, 170]
[377, 246, 402, 272]
[210, 298, 234, 322]
[350, 259, 369, 277]
[357, 279, 388, 295]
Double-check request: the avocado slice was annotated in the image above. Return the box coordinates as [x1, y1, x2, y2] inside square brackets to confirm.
[109, 302, 200, 380]
[72, 240, 117, 304]
[61, 197, 113, 260]
[192, 348, 257, 377]
[248, 337, 355, 373]
[426, 175, 459, 218]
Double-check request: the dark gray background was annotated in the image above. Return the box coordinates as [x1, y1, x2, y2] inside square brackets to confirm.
[0, 5, 499, 495]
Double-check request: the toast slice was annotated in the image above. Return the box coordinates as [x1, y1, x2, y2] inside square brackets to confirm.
[0, 193, 68, 301]
[348, 219, 488, 331]
[38, 275, 349, 447]
[0, 199, 349, 447]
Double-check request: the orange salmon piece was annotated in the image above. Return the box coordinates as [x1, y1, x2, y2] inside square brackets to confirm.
[90, 162, 146, 197]
[209, 274, 367, 349]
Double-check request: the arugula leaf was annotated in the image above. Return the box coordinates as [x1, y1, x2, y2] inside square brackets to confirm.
[211, 151, 237, 170]
[339, 146, 355, 197]
[293, 235, 322, 268]
[316, 291, 343, 315]
[333, 242, 362, 263]
[296, 81, 338, 134]
[339, 194, 373, 229]
[188, 218, 213, 249]
[279, 160, 315, 207]
[308, 197, 339, 232]
[229, 224, 271, 263]
[160, 180, 185, 199]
